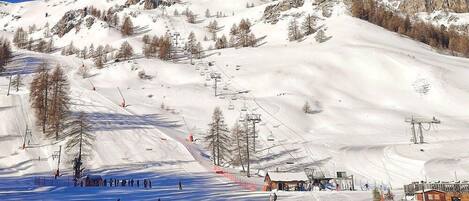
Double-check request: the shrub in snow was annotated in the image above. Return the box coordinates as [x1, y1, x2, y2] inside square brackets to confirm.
[138, 70, 153, 80]
[315, 29, 331, 43]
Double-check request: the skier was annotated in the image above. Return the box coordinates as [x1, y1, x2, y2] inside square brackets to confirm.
[365, 183, 369, 190]
[178, 180, 182, 190]
[144, 179, 148, 188]
[137, 180, 140, 187]
[131, 179, 134, 187]
[104, 179, 107, 187]
[149, 180, 152, 188]
[273, 192, 277, 201]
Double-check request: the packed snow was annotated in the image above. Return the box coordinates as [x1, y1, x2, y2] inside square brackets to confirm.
[0, 0, 469, 200]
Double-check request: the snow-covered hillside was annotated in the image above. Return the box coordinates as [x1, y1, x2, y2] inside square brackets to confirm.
[1, 0, 469, 200]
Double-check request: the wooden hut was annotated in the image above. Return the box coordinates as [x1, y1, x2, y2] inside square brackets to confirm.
[263, 172, 309, 191]
[414, 190, 446, 201]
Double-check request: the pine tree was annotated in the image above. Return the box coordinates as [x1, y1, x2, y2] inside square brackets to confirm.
[117, 41, 134, 60]
[65, 112, 95, 180]
[158, 36, 172, 60]
[195, 42, 203, 59]
[230, 122, 246, 171]
[215, 35, 228, 49]
[11, 73, 23, 92]
[47, 66, 70, 140]
[121, 16, 134, 36]
[144, 0, 156, 9]
[187, 32, 198, 60]
[30, 63, 50, 134]
[81, 46, 88, 59]
[186, 11, 196, 24]
[372, 188, 381, 201]
[26, 38, 33, 51]
[288, 18, 303, 41]
[94, 56, 104, 69]
[78, 63, 89, 78]
[44, 38, 53, 53]
[205, 107, 230, 166]
[0, 38, 12, 71]
[315, 29, 329, 43]
[36, 39, 46, 53]
[303, 101, 312, 114]
[351, 0, 366, 19]
[302, 14, 317, 36]
[88, 44, 95, 58]
[142, 34, 150, 44]
[13, 27, 28, 48]
[43, 23, 51, 38]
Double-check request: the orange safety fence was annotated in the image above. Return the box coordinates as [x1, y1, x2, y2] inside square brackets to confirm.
[212, 166, 258, 191]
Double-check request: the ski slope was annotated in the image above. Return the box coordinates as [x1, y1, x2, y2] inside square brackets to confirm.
[0, 0, 469, 200]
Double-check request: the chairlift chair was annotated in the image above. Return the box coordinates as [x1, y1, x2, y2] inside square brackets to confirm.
[239, 113, 245, 122]
[219, 95, 225, 99]
[231, 96, 238, 100]
[241, 103, 247, 111]
[267, 134, 275, 142]
[286, 161, 295, 165]
[228, 103, 235, 110]
[200, 71, 205, 76]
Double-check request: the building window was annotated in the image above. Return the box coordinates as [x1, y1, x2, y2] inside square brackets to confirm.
[428, 194, 433, 200]
[434, 194, 439, 200]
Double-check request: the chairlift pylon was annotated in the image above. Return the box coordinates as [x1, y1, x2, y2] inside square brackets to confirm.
[267, 134, 275, 142]
[241, 102, 247, 111]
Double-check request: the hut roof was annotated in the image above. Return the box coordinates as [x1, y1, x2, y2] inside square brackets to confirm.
[266, 172, 308, 182]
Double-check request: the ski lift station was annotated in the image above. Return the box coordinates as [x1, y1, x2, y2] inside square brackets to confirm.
[263, 172, 309, 191]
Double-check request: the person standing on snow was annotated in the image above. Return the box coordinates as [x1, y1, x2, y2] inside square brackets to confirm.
[178, 180, 182, 190]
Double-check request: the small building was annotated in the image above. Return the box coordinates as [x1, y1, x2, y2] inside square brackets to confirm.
[404, 182, 469, 201]
[414, 190, 446, 201]
[263, 172, 309, 191]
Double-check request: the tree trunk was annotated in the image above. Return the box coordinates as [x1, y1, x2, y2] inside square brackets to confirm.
[216, 121, 220, 166]
[42, 73, 49, 134]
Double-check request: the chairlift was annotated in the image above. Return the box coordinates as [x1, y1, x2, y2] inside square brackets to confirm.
[205, 75, 211, 81]
[228, 102, 235, 110]
[231, 96, 238, 100]
[239, 114, 245, 122]
[267, 134, 275, 142]
[200, 71, 205, 76]
[219, 95, 226, 99]
[286, 161, 295, 165]
[241, 104, 247, 112]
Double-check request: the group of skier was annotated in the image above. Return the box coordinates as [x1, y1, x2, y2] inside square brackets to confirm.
[107, 178, 153, 188]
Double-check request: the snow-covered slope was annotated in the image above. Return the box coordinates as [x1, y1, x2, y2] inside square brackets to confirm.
[1, 0, 469, 200]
